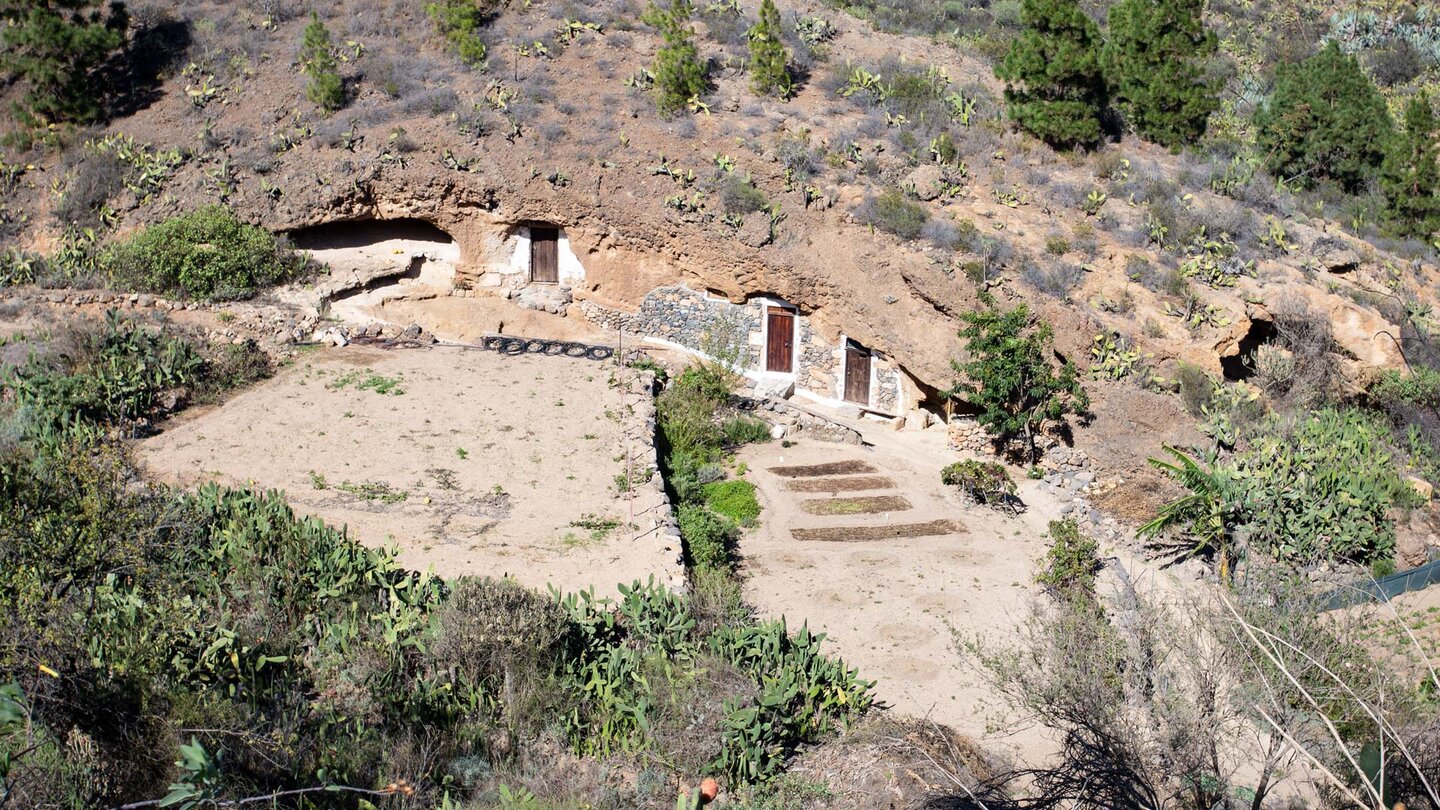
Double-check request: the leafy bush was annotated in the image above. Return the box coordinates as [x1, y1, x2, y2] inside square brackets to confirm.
[722, 415, 772, 445]
[941, 459, 1019, 511]
[858, 188, 929, 239]
[103, 206, 309, 301]
[718, 173, 770, 214]
[1143, 409, 1421, 564]
[426, 0, 498, 65]
[703, 479, 761, 525]
[947, 296, 1088, 461]
[678, 504, 736, 570]
[1036, 518, 1101, 596]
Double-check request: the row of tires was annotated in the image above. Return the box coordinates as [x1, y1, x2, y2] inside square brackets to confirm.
[478, 335, 615, 361]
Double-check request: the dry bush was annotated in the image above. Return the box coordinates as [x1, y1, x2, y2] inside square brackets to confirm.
[948, 566, 1440, 810]
[1266, 300, 1341, 409]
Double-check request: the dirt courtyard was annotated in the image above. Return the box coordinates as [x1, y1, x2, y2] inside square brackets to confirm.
[141, 344, 678, 597]
[735, 425, 1081, 767]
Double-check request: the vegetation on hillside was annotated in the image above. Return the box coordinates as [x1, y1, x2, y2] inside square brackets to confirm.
[102, 205, 310, 301]
[947, 296, 1089, 462]
[0, 0, 128, 134]
[0, 314, 868, 807]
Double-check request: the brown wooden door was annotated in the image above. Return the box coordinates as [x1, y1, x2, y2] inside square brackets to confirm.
[765, 307, 794, 373]
[530, 227, 559, 283]
[844, 342, 871, 405]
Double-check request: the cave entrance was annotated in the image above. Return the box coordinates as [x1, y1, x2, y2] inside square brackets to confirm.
[290, 218, 461, 326]
[289, 218, 459, 276]
[1220, 315, 1277, 382]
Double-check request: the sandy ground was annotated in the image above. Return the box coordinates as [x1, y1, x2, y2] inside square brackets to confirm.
[735, 421, 1084, 768]
[140, 344, 674, 598]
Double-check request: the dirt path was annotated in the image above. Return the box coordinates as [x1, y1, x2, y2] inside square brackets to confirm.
[736, 423, 1075, 767]
[140, 345, 680, 598]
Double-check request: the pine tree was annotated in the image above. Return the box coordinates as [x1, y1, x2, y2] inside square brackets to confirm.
[1255, 42, 1393, 193]
[747, 0, 791, 97]
[1105, 0, 1219, 149]
[994, 0, 1108, 149]
[0, 0, 129, 129]
[300, 12, 344, 114]
[649, 0, 707, 115]
[1380, 94, 1440, 241]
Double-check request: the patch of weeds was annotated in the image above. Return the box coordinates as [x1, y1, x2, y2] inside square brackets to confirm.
[336, 480, 409, 503]
[568, 513, 622, 544]
[455, 447, 469, 459]
[327, 370, 406, 395]
[702, 479, 761, 525]
[309, 470, 329, 489]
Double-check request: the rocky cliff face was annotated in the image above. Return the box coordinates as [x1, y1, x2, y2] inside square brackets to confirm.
[6, 0, 1429, 409]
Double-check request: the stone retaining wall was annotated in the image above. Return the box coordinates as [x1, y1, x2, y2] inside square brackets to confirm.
[617, 368, 688, 592]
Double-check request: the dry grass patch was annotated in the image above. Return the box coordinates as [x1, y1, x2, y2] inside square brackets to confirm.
[792, 520, 963, 542]
[768, 460, 877, 477]
[784, 475, 896, 492]
[802, 495, 912, 515]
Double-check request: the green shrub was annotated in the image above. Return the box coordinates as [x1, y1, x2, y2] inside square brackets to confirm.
[678, 504, 735, 570]
[1144, 408, 1421, 565]
[1104, 0, 1219, 148]
[941, 459, 1018, 510]
[860, 188, 929, 239]
[703, 479, 761, 525]
[300, 13, 345, 113]
[722, 416, 772, 446]
[647, 0, 708, 115]
[103, 206, 308, 301]
[1037, 519, 1101, 596]
[719, 173, 770, 215]
[947, 296, 1088, 461]
[426, 0, 498, 65]
[430, 576, 570, 688]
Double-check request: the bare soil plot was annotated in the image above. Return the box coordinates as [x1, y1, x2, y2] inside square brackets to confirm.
[792, 520, 959, 541]
[737, 426, 1073, 768]
[801, 495, 912, 516]
[768, 460, 877, 477]
[784, 475, 896, 492]
[140, 344, 674, 597]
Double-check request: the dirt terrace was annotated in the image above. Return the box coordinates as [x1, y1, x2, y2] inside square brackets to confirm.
[736, 424, 1077, 766]
[140, 344, 681, 597]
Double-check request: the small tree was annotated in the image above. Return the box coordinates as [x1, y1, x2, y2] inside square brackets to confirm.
[647, 0, 707, 115]
[300, 12, 344, 113]
[1380, 93, 1440, 241]
[0, 0, 129, 129]
[1255, 41, 1393, 192]
[426, 0, 494, 66]
[747, 0, 791, 97]
[1104, 0, 1219, 149]
[994, 0, 1108, 149]
[947, 296, 1088, 462]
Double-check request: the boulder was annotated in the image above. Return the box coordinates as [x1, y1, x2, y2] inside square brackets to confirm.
[906, 165, 946, 202]
[1408, 475, 1433, 502]
[737, 214, 773, 248]
[754, 376, 795, 400]
[770, 424, 789, 440]
[834, 403, 863, 420]
[903, 408, 932, 431]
